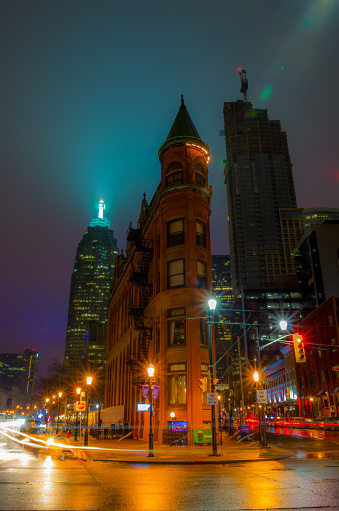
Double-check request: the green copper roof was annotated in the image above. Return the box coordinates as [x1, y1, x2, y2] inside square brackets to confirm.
[158, 96, 209, 158]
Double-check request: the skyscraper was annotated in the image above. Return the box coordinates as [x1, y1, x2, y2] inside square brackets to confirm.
[223, 88, 303, 365]
[211, 255, 233, 381]
[223, 99, 301, 294]
[64, 200, 119, 369]
[0, 348, 39, 394]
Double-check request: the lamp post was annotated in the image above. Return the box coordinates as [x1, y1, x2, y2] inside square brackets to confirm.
[147, 363, 155, 457]
[218, 395, 223, 445]
[254, 370, 267, 447]
[56, 392, 62, 434]
[45, 398, 49, 431]
[207, 297, 218, 456]
[75, 387, 81, 441]
[84, 376, 92, 447]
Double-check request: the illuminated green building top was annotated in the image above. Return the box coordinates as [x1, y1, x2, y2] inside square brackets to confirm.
[64, 201, 119, 366]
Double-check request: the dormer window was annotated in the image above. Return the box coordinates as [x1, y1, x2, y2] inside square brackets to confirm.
[166, 161, 183, 188]
[195, 163, 206, 187]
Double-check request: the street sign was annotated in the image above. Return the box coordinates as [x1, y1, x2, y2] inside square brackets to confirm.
[256, 390, 267, 404]
[206, 393, 218, 405]
[215, 384, 229, 391]
[76, 401, 86, 411]
[137, 403, 150, 412]
[214, 379, 220, 385]
[332, 366, 339, 371]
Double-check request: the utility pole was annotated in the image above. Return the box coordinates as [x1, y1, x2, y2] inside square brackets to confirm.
[237, 336, 245, 424]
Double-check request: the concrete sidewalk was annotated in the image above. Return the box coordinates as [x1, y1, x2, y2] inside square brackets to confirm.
[69, 436, 293, 464]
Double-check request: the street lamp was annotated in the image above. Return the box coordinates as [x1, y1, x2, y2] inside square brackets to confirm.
[147, 363, 155, 457]
[207, 297, 218, 456]
[45, 398, 49, 431]
[75, 387, 81, 441]
[310, 397, 314, 419]
[217, 395, 223, 445]
[279, 320, 288, 332]
[253, 371, 267, 447]
[84, 376, 92, 447]
[56, 392, 62, 434]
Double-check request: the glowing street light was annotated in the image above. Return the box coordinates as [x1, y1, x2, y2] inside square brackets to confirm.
[147, 363, 155, 457]
[84, 376, 92, 447]
[253, 371, 267, 447]
[75, 387, 81, 441]
[207, 297, 218, 456]
[56, 392, 62, 434]
[45, 398, 50, 431]
[279, 320, 288, 331]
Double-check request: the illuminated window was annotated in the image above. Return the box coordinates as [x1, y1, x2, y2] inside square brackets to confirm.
[168, 259, 185, 288]
[168, 219, 184, 247]
[168, 363, 186, 405]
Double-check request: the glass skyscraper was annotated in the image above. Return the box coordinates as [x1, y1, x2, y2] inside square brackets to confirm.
[223, 100, 301, 295]
[0, 348, 39, 394]
[64, 200, 119, 367]
[223, 98, 303, 366]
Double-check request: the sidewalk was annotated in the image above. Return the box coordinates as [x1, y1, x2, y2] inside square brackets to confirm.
[68, 436, 293, 464]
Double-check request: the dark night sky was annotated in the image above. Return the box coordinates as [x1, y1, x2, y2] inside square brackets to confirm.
[0, 1, 338, 376]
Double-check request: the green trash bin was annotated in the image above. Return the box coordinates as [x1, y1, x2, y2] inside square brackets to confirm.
[194, 429, 212, 444]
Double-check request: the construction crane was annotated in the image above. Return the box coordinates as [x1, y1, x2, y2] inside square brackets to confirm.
[238, 68, 248, 102]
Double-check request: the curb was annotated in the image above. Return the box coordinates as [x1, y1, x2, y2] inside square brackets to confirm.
[78, 448, 293, 465]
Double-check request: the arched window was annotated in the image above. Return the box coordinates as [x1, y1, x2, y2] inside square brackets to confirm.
[195, 163, 206, 175]
[195, 163, 206, 187]
[167, 161, 182, 173]
[166, 161, 183, 188]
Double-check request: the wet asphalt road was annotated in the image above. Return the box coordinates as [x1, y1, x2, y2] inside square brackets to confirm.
[1, 431, 339, 510]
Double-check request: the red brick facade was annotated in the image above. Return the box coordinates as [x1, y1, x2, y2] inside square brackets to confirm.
[105, 102, 215, 444]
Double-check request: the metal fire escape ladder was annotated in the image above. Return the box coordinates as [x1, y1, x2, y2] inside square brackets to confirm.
[127, 226, 153, 369]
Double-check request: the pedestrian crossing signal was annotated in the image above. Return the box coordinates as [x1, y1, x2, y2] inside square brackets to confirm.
[293, 334, 306, 363]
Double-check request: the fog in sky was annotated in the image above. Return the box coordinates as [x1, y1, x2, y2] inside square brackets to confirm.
[0, 0, 338, 375]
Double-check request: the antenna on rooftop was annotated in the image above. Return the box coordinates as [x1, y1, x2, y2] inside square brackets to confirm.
[238, 68, 248, 102]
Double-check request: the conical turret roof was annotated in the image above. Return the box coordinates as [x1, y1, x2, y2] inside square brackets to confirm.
[158, 96, 209, 158]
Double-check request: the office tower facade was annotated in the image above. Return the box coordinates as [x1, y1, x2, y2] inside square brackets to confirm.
[223, 96, 303, 367]
[0, 348, 39, 394]
[293, 222, 339, 310]
[106, 98, 214, 444]
[223, 100, 301, 293]
[211, 255, 234, 381]
[64, 201, 119, 368]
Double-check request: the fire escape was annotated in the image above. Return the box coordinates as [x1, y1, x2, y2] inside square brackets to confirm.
[126, 225, 153, 386]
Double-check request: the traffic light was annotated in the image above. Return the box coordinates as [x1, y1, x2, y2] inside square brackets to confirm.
[198, 377, 207, 392]
[293, 334, 306, 363]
